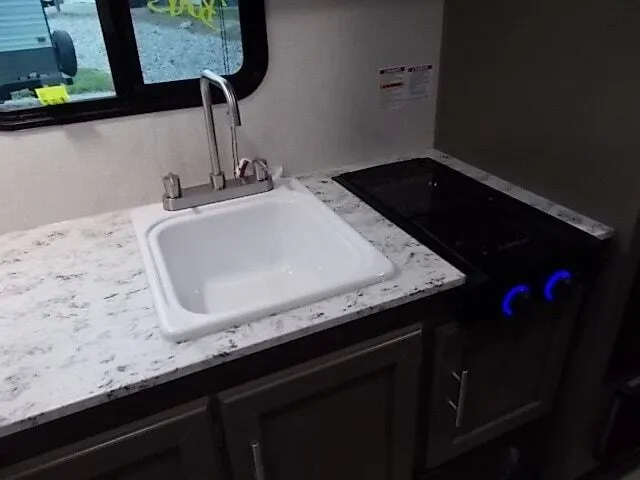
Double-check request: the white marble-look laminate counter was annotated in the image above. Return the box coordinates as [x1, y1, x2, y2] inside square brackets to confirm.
[0, 149, 613, 439]
[0, 167, 466, 439]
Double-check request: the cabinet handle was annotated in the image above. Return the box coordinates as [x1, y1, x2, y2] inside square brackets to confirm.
[446, 369, 469, 428]
[251, 440, 266, 480]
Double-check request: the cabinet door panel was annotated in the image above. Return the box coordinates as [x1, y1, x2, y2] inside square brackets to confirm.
[2, 400, 222, 480]
[218, 325, 423, 480]
[426, 294, 582, 468]
[459, 321, 552, 434]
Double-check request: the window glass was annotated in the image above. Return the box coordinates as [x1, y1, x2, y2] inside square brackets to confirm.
[0, 0, 243, 112]
[0, 0, 115, 111]
[0, 0, 266, 129]
[131, 0, 242, 83]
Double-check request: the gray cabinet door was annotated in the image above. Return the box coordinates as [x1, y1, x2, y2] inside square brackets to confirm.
[425, 299, 581, 468]
[2, 399, 223, 480]
[218, 325, 423, 480]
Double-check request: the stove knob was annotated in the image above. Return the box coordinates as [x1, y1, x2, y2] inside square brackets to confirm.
[544, 270, 573, 301]
[502, 285, 531, 318]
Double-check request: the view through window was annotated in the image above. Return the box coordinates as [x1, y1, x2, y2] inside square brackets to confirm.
[132, 0, 242, 84]
[0, 0, 243, 112]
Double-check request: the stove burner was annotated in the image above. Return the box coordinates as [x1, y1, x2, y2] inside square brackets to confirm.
[334, 157, 603, 319]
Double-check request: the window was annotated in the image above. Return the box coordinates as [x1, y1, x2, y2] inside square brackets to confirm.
[0, 0, 267, 130]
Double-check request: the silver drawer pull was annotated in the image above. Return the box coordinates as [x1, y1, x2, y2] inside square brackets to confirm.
[446, 369, 469, 428]
[251, 440, 266, 480]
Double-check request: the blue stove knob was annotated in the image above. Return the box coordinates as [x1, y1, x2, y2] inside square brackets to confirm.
[502, 285, 531, 318]
[544, 270, 573, 301]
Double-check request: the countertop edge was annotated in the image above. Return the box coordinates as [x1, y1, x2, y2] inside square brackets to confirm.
[0, 170, 466, 439]
[0, 276, 463, 439]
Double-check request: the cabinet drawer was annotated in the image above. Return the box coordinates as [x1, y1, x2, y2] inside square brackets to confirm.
[1, 399, 223, 480]
[218, 325, 423, 480]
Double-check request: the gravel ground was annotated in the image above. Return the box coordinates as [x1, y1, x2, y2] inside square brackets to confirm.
[48, 10, 243, 84]
[132, 17, 243, 83]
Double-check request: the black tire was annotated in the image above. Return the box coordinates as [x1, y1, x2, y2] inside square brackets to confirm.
[52, 30, 78, 77]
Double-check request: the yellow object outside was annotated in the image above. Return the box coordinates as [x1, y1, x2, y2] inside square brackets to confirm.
[35, 85, 70, 106]
[147, 0, 227, 30]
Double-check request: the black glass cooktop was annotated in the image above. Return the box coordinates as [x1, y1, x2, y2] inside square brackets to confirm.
[334, 158, 599, 283]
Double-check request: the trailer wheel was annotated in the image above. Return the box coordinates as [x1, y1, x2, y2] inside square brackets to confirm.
[52, 30, 78, 77]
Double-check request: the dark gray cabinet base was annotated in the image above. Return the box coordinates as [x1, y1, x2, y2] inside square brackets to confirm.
[218, 324, 423, 480]
[1, 400, 223, 480]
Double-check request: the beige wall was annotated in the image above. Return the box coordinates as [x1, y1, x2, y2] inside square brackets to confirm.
[435, 1, 640, 478]
[436, 1, 640, 249]
[0, 0, 443, 232]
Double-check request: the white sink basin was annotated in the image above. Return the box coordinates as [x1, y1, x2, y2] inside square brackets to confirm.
[131, 178, 395, 342]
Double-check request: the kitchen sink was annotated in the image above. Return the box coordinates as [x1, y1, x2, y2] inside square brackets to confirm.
[131, 178, 396, 342]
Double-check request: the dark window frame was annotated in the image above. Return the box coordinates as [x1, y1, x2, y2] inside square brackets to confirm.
[0, 0, 268, 131]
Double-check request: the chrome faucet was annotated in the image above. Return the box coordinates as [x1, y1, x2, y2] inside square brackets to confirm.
[201, 70, 240, 190]
[161, 70, 273, 211]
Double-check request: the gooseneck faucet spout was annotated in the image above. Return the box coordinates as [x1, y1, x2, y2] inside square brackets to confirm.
[161, 68, 272, 211]
[200, 69, 242, 190]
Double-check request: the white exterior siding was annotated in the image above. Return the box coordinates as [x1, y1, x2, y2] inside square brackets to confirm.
[0, 0, 52, 53]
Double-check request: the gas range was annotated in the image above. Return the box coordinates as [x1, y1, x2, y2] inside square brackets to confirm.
[334, 158, 606, 321]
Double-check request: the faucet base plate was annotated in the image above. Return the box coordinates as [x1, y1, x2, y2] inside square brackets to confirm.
[163, 175, 274, 211]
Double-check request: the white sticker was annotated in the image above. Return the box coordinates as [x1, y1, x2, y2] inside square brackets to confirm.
[407, 64, 433, 100]
[379, 64, 433, 110]
[379, 66, 407, 110]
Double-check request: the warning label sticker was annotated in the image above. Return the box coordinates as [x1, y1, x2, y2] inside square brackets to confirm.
[379, 66, 407, 110]
[379, 64, 433, 110]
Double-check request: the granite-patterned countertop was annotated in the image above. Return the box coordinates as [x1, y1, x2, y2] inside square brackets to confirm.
[0, 167, 466, 439]
[0, 149, 613, 439]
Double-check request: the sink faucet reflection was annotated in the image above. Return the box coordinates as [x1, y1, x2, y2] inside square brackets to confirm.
[161, 70, 273, 211]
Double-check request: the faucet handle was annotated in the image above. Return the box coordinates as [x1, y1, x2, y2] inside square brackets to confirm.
[252, 159, 270, 182]
[163, 172, 182, 199]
